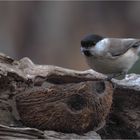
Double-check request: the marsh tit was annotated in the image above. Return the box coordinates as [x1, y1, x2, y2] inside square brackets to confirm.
[80, 34, 140, 78]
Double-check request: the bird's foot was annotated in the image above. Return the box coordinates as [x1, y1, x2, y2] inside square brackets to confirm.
[105, 72, 126, 81]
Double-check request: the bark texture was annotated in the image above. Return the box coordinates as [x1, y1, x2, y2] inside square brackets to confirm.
[0, 53, 139, 139]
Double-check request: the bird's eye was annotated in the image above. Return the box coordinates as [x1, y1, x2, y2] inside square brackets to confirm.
[89, 41, 93, 46]
[92, 42, 95, 46]
[81, 41, 85, 47]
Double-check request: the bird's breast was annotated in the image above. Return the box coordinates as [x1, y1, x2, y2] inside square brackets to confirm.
[86, 49, 139, 74]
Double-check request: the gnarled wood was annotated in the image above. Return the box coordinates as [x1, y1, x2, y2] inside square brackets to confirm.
[0, 53, 139, 139]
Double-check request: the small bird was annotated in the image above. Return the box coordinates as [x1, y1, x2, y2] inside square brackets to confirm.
[81, 34, 140, 79]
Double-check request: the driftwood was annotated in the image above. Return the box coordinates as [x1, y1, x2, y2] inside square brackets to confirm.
[0, 53, 139, 139]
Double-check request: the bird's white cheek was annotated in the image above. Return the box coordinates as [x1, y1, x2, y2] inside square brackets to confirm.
[90, 38, 110, 56]
[89, 46, 106, 57]
[137, 46, 140, 55]
[89, 47, 97, 56]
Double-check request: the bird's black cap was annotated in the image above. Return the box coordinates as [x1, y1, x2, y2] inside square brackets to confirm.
[81, 34, 104, 47]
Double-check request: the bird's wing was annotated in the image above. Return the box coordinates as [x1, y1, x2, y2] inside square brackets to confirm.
[108, 38, 140, 57]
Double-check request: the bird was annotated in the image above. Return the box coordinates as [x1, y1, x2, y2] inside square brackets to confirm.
[80, 34, 140, 79]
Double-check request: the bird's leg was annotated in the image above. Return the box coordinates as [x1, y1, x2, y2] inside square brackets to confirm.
[106, 72, 126, 81]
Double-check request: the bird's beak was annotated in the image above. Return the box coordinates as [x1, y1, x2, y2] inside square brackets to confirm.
[80, 47, 85, 54]
[80, 47, 92, 57]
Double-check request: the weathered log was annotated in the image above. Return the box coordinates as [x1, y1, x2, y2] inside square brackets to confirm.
[44, 130, 101, 139]
[0, 53, 139, 139]
[0, 124, 45, 139]
[98, 77, 140, 139]
[0, 124, 101, 139]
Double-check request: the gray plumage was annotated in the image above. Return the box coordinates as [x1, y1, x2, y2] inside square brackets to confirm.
[81, 34, 140, 77]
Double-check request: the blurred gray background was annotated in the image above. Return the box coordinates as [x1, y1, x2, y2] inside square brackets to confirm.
[0, 1, 140, 73]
